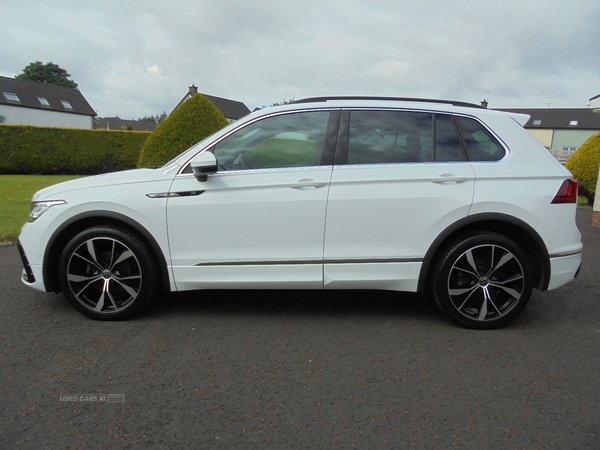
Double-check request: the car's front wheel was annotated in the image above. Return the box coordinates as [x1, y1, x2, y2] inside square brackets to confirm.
[58, 225, 159, 320]
[430, 233, 533, 329]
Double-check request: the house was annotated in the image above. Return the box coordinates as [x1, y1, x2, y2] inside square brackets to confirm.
[590, 94, 600, 112]
[0, 75, 96, 128]
[95, 117, 158, 131]
[176, 85, 250, 123]
[497, 107, 600, 162]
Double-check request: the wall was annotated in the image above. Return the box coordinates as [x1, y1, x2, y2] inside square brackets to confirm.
[0, 104, 93, 129]
[527, 129, 553, 148]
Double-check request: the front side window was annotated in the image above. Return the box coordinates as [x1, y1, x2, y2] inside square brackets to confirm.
[455, 117, 505, 161]
[347, 110, 466, 164]
[213, 111, 330, 171]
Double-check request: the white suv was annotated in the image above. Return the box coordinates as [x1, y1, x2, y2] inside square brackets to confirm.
[18, 97, 582, 329]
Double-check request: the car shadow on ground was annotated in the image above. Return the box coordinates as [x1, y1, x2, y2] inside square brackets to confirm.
[146, 288, 444, 323]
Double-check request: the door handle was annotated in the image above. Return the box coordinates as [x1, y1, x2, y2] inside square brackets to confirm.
[431, 174, 468, 184]
[289, 178, 327, 189]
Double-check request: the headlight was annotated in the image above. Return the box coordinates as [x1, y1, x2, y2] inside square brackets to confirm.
[29, 200, 66, 222]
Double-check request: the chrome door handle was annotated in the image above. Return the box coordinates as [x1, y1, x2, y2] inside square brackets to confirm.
[431, 174, 468, 184]
[289, 179, 327, 189]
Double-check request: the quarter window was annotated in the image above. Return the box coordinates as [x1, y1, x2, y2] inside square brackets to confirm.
[213, 111, 330, 171]
[455, 117, 505, 161]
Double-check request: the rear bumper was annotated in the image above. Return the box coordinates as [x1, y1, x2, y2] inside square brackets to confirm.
[547, 251, 582, 290]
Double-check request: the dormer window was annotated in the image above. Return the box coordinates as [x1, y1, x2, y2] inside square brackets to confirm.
[38, 97, 50, 106]
[3, 92, 20, 102]
[61, 100, 73, 110]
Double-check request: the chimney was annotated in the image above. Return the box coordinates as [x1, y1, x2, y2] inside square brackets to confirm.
[481, 99, 488, 108]
[189, 84, 198, 95]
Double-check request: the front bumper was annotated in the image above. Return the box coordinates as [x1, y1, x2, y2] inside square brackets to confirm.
[17, 241, 35, 283]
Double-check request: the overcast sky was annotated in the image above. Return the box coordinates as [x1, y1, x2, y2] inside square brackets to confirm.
[1, 0, 598, 119]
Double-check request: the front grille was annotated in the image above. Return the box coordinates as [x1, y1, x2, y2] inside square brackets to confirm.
[17, 241, 36, 283]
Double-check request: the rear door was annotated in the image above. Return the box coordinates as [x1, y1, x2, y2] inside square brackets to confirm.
[323, 110, 476, 291]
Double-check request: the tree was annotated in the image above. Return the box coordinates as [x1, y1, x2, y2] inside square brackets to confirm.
[137, 94, 228, 167]
[15, 61, 78, 88]
[270, 98, 295, 106]
[565, 132, 600, 205]
[138, 111, 168, 123]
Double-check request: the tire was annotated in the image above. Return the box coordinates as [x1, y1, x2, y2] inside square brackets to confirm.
[430, 232, 533, 330]
[58, 225, 160, 320]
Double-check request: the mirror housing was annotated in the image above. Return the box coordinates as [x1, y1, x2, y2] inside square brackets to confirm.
[191, 152, 218, 182]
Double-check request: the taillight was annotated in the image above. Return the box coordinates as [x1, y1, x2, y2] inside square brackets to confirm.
[552, 179, 578, 204]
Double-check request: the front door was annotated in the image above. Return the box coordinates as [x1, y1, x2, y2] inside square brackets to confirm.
[167, 110, 335, 290]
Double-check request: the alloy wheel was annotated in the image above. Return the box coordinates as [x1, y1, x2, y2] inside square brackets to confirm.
[65, 237, 142, 314]
[446, 243, 525, 323]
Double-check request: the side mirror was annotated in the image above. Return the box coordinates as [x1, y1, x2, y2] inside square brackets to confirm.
[191, 152, 217, 182]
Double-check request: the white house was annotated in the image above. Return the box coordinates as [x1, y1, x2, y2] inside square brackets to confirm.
[0, 75, 96, 128]
[497, 107, 600, 163]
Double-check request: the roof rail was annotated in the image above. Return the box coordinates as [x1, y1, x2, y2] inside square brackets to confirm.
[293, 96, 483, 109]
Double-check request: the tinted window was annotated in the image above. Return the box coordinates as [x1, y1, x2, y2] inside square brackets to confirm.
[434, 114, 466, 162]
[213, 111, 330, 171]
[347, 111, 465, 164]
[455, 117, 505, 161]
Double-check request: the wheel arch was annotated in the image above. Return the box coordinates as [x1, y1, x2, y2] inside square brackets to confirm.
[43, 211, 171, 294]
[417, 213, 551, 293]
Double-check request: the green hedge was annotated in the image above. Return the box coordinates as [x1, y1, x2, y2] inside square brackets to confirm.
[566, 132, 600, 204]
[138, 94, 228, 167]
[0, 125, 151, 175]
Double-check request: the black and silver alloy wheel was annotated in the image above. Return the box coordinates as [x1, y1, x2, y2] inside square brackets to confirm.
[431, 233, 533, 329]
[59, 226, 158, 320]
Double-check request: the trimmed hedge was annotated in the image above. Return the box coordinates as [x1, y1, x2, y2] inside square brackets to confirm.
[0, 125, 150, 175]
[565, 132, 600, 204]
[138, 94, 228, 167]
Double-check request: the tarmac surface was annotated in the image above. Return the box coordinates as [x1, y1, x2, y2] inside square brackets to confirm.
[1, 208, 599, 449]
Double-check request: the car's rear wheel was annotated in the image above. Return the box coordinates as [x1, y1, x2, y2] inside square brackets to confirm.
[58, 225, 159, 320]
[430, 233, 533, 329]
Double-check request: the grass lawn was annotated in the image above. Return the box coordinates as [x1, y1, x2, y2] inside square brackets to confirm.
[0, 175, 82, 243]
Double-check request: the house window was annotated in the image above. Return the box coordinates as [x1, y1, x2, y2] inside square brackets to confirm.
[569, 120, 579, 126]
[38, 97, 50, 106]
[61, 100, 73, 109]
[532, 119, 542, 126]
[3, 92, 20, 102]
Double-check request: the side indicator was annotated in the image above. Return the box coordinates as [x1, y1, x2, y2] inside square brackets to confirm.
[551, 179, 578, 204]
[147, 191, 205, 198]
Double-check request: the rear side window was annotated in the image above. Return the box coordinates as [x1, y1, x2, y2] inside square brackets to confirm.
[455, 117, 506, 161]
[346, 111, 466, 164]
